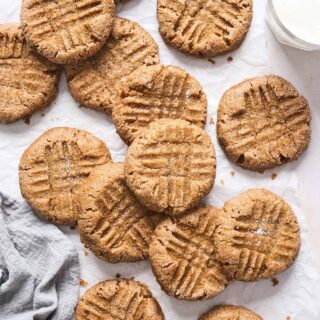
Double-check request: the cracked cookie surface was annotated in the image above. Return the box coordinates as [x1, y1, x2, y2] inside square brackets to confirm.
[215, 188, 301, 281]
[112, 64, 207, 144]
[199, 305, 263, 320]
[76, 279, 165, 320]
[19, 127, 111, 225]
[124, 119, 216, 216]
[66, 17, 159, 114]
[21, 0, 115, 64]
[149, 205, 230, 300]
[0, 24, 60, 124]
[78, 162, 163, 263]
[217, 75, 311, 172]
[157, 0, 253, 57]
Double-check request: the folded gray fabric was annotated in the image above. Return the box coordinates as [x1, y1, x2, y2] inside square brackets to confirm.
[0, 192, 80, 320]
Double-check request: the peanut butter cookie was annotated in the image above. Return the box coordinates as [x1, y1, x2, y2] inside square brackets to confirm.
[215, 188, 301, 281]
[149, 205, 230, 300]
[66, 17, 159, 114]
[19, 127, 111, 226]
[199, 305, 262, 320]
[217, 75, 311, 172]
[21, 0, 115, 64]
[112, 64, 207, 144]
[157, 0, 253, 57]
[0, 24, 60, 124]
[124, 119, 216, 216]
[78, 163, 163, 263]
[76, 279, 165, 320]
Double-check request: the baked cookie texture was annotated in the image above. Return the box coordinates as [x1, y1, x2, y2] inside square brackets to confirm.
[149, 205, 230, 301]
[19, 127, 111, 226]
[76, 279, 165, 320]
[78, 163, 163, 263]
[124, 119, 216, 216]
[21, 0, 115, 64]
[66, 17, 160, 114]
[112, 64, 207, 144]
[199, 305, 263, 320]
[0, 24, 60, 124]
[157, 0, 253, 57]
[217, 75, 311, 172]
[215, 188, 301, 281]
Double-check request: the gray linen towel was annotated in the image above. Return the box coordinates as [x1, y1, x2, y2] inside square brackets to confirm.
[0, 192, 80, 320]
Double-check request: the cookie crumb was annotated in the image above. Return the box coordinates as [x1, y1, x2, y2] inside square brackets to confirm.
[80, 279, 88, 287]
[272, 173, 277, 180]
[230, 171, 235, 177]
[41, 113, 45, 117]
[208, 58, 216, 65]
[116, 273, 121, 279]
[271, 277, 279, 287]
[70, 225, 76, 230]
[84, 248, 89, 256]
[286, 317, 291, 320]
[227, 56, 233, 62]
[209, 117, 215, 125]
[130, 276, 135, 280]
[24, 118, 30, 125]
[220, 179, 224, 185]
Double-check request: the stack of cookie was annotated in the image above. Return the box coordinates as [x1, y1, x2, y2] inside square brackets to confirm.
[149, 189, 300, 300]
[18, 119, 217, 248]
[18, 123, 301, 312]
[1, 0, 162, 124]
[1, 0, 257, 135]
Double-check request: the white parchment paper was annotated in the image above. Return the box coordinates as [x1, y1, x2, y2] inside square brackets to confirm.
[0, 0, 319, 319]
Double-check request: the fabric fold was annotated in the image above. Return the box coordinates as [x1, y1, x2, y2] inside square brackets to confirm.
[0, 193, 79, 320]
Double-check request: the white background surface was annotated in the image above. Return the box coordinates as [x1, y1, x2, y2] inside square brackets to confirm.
[0, 0, 320, 319]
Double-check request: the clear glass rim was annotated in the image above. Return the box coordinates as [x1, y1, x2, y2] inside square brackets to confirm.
[268, 0, 320, 50]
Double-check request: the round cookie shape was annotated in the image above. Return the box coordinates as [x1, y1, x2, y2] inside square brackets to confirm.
[0, 24, 60, 124]
[217, 75, 311, 172]
[215, 188, 301, 281]
[112, 64, 207, 144]
[149, 205, 231, 301]
[199, 305, 263, 320]
[124, 119, 216, 216]
[66, 17, 160, 114]
[157, 0, 253, 58]
[21, 0, 115, 64]
[19, 127, 111, 226]
[76, 279, 165, 320]
[78, 163, 162, 263]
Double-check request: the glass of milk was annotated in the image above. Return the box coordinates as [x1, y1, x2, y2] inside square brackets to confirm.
[267, 0, 320, 51]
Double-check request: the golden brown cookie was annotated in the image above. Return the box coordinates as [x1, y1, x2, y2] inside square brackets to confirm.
[149, 205, 230, 301]
[66, 17, 159, 114]
[215, 189, 301, 281]
[19, 127, 111, 226]
[157, 0, 253, 58]
[76, 279, 165, 320]
[21, 0, 115, 64]
[124, 119, 216, 216]
[217, 75, 311, 172]
[78, 162, 163, 263]
[112, 64, 207, 144]
[199, 305, 263, 320]
[0, 24, 60, 124]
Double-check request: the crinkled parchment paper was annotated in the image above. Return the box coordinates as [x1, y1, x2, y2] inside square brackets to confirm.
[0, 0, 319, 318]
